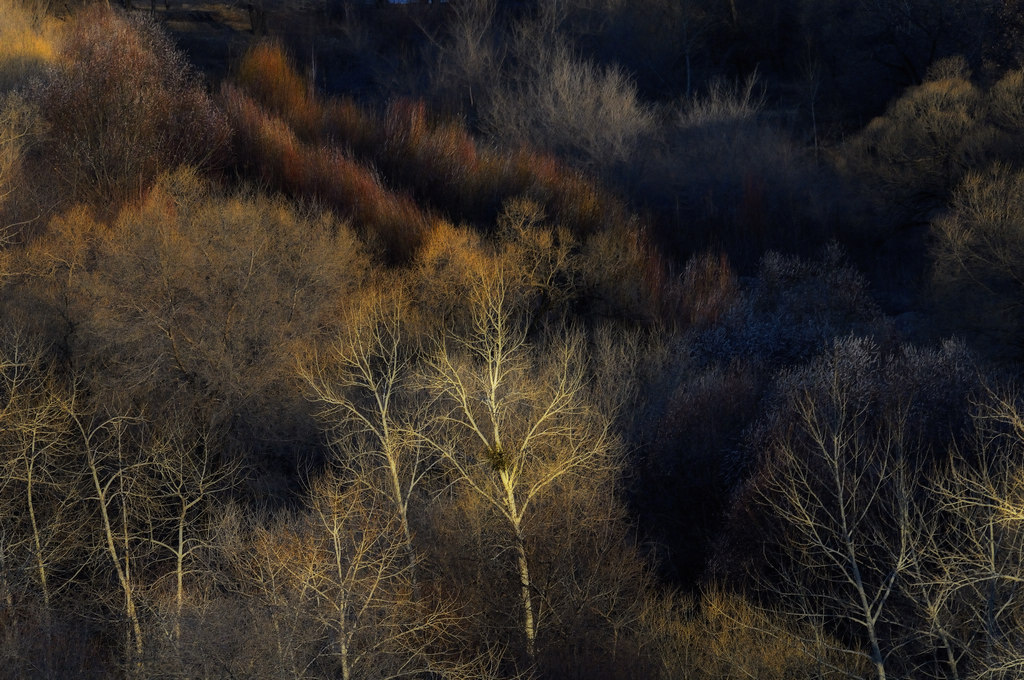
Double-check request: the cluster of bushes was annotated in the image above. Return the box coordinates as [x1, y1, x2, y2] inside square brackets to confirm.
[0, 161, 873, 678]
[8, 1, 1024, 679]
[838, 56, 1024, 357]
[227, 41, 628, 246]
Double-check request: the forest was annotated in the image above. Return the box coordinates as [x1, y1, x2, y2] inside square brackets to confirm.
[3, 0, 1024, 677]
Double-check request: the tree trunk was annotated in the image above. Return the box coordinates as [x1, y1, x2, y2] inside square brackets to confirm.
[499, 468, 537, 662]
[89, 457, 144, 673]
[514, 531, 536, 661]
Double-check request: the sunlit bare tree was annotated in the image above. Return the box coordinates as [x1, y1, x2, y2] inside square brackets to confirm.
[300, 289, 430, 590]
[420, 266, 618, 664]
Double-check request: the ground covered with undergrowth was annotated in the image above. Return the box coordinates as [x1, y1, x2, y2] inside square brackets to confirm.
[3, 1, 1024, 678]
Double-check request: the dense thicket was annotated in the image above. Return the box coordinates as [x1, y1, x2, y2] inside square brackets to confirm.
[4, 0, 1024, 678]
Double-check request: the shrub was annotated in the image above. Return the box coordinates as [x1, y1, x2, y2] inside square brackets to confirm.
[679, 251, 738, 327]
[757, 336, 978, 464]
[427, 0, 503, 116]
[678, 74, 764, 127]
[226, 59, 628, 258]
[221, 84, 431, 262]
[482, 44, 656, 175]
[692, 245, 882, 368]
[987, 68, 1024, 132]
[405, 218, 488, 336]
[77, 168, 367, 466]
[334, 95, 625, 236]
[225, 36, 637, 257]
[635, 360, 761, 583]
[37, 5, 229, 208]
[931, 164, 1024, 358]
[843, 71, 983, 211]
[322, 96, 381, 159]
[646, 103, 837, 269]
[229, 39, 632, 241]
[640, 587, 865, 679]
[220, 84, 305, 188]
[981, 65, 1024, 169]
[10, 203, 106, 355]
[381, 100, 479, 211]
[573, 217, 690, 327]
[235, 41, 321, 142]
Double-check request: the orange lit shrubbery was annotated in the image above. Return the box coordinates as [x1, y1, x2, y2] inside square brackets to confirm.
[235, 41, 321, 142]
[231, 42, 626, 242]
[221, 84, 303, 187]
[375, 99, 620, 235]
[323, 97, 381, 158]
[221, 84, 430, 262]
[381, 100, 479, 213]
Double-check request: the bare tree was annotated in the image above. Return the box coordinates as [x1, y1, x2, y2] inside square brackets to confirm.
[146, 420, 239, 646]
[219, 506, 322, 679]
[420, 266, 618, 664]
[425, 0, 503, 113]
[72, 404, 156, 673]
[751, 360, 920, 680]
[907, 392, 1024, 680]
[0, 334, 95, 675]
[0, 335, 80, 614]
[304, 468, 474, 680]
[217, 469, 486, 680]
[300, 289, 430, 591]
